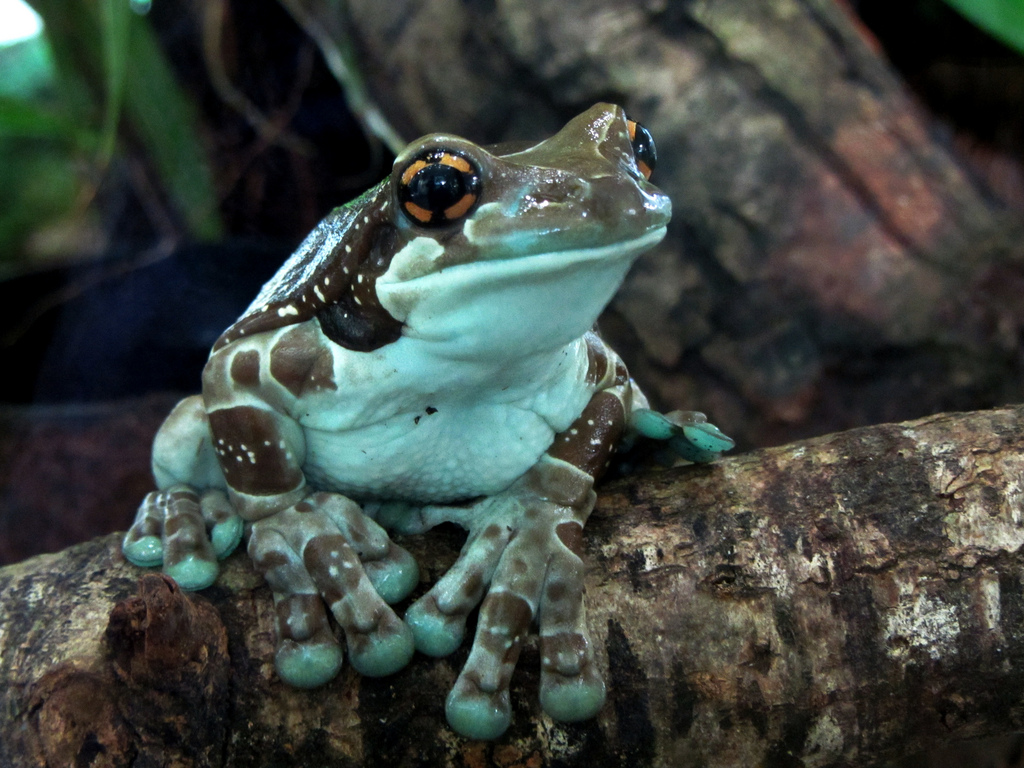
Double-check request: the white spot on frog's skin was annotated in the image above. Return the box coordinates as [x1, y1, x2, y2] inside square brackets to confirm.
[277, 305, 299, 317]
[883, 574, 960, 660]
[314, 286, 326, 302]
[364, 216, 370, 224]
[325, 277, 331, 286]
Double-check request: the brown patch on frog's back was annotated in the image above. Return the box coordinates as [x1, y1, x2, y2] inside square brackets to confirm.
[548, 390, 626, 479]
[207, 406, 304, 496]
[269, 325, 338, 399]
[315, 222, 404, 352]
[212, 184, 394, 352]
[230, 349, 261, 388]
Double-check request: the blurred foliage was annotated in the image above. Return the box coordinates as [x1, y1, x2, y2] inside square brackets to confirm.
[941, 0, 1024, 55]
[0, 0, 222, 269]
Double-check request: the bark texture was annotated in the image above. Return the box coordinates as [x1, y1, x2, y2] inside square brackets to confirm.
[317, 0, 1024, 448]
[2, 405, 1023, 767]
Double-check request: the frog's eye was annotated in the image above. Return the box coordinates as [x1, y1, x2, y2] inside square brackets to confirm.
[626, 118, 657, 180]
[397, 149, 482, 227]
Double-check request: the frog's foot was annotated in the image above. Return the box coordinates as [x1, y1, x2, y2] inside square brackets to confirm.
[631, 408, 735, 463]
[248, 492, 419, 688]
[405, 462, 604, 740]
[122, 485, 244, 591]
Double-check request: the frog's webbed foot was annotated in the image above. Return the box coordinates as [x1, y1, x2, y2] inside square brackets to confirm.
[405, 460, 604, 740]
[248, 492, 419, 688]
[122, 485, 244, 590]
[631, 408, 735, 463]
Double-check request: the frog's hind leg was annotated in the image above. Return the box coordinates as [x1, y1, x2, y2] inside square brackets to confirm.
[122, 396, 244, 590]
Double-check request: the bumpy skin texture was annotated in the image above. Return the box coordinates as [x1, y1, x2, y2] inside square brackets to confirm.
[123, 104, 733, 739]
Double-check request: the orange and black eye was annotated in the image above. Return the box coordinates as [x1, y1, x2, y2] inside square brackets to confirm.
[397, 149, 482, 227]
[626, 118, 657, 179]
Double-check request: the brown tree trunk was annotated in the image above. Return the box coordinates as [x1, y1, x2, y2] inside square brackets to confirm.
[3, 405, 1023, 767]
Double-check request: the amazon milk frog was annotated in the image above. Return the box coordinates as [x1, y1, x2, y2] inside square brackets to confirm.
[123, 103, 733, 740]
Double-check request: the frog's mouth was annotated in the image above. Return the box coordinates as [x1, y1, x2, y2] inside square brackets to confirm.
[376, 226, 666, 357]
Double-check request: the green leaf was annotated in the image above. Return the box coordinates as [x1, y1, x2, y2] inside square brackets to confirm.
[941, 0, 1024, 55]
[120, 14, 223, 239]
[0, 96, 97, 148]
[25, 0, 223, 240]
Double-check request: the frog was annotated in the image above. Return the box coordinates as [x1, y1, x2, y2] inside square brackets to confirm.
[122, 103, 734, 740]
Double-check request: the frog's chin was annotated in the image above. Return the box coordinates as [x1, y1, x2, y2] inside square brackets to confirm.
[376, 226, 667, 360]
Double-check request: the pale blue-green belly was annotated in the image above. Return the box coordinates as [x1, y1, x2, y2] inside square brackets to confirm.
[300, 403, 559, 503]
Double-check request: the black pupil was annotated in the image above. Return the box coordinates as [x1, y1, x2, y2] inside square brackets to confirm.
[408, 163, 465, 213]
[631, 123, 657, 174]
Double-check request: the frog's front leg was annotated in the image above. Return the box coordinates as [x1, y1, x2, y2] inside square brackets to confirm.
[207, 402, 419, 684]
[123, 396, 245, 590]
[248, 492, 419, 684]
[405, 390, 627, 740]
[126, 390, 419, 685]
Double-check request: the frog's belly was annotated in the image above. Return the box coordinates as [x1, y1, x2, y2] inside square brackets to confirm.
[300, 405, 557, 503]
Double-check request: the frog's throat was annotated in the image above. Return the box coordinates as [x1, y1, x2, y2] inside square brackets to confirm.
[375, 226, 667, 357]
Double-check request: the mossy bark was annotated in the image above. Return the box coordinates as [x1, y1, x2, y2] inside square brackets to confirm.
[2, 406, 1023, 767]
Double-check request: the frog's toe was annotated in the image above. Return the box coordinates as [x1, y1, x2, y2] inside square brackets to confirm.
[164, 555, 220, 591]
[125, 487, 221, 590]
[210, 515, 244, 559]
[539, 630, 606, 723]
[363, 543, 419, 605]
[250, 526, 349, 687]
[122, 534, 164, 568]
[405, 597, 466, 657]
[199, 490, 244, 559]
[301, 532, 414, 677]
[540, 672, 605, 722]
[446, 683, 512, 741]
[632, 408, 734, 463]
[406, 520, 513, 657]
[275, 637, 345, 689]
[631, 407, 680, 440]
[537, 532, 606, 721]
[272, 596, 345, 687]
[346, 611, 415, 677]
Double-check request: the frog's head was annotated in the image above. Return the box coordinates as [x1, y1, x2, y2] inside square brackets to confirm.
[216, 104, 670, 360]
[377, 103, 670, 359]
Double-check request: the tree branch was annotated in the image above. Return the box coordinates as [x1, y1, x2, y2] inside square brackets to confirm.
[2, 405, 1023, 766]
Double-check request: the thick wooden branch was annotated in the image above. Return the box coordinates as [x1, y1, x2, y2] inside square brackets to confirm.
[2, 405, 1023, 766]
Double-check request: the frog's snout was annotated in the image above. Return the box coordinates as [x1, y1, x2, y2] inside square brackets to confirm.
[642, 186, 672, 226]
